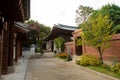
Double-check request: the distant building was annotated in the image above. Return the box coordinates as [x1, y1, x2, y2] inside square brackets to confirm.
[44, 23, 77, 52]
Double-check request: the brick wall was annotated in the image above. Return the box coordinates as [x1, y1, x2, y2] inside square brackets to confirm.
[64, 42, 75, 55]
[84, 34, 120, 61]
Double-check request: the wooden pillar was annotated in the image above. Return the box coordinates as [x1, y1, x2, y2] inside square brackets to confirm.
[0, 14, 4, 77]
[2, 21, 10, 74]
[51, 41, 54, 52]
[0, 30, 3, 77]
[19, 40, 22, 57]
[8, 22, 14, 66]
[15, 37, 20, 62]
[15, 36, 23, 62]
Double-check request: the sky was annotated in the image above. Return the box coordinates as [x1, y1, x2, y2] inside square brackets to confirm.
[31, 0, 120, 27]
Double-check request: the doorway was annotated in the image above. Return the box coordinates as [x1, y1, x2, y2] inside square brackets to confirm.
[75, 37, 83, 56]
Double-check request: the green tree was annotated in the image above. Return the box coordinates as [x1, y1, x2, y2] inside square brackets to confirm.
[25, 19, 51, 44]
[54, 37, 65, 53]
[91, 4, 120, 33]
[75, 5, 94, 26]
[82, 14, 113, 64]
[39, 24, 51, 39]
[25, 20, 40, 44]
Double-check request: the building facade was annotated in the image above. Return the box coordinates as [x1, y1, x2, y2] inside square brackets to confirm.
[0, 0, 30, 76]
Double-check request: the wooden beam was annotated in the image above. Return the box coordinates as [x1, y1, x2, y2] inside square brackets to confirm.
[18, 0, 25, 21]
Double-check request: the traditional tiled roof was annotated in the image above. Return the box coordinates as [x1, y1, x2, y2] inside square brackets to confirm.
[56, 24, 77, 31]
[15, 22, 30, 32]
[44, 24, 77, 41]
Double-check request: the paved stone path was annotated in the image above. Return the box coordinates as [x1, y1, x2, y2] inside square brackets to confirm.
[25, 52, 108, 80]
[2, 50, 32, 80]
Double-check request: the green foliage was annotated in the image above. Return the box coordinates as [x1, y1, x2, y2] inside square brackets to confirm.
[54, 37, 65, 53]
[39, 24, 51, 35]
[87, 65, 120, 79]
[112, 24, 120, 33]
[111, 56, 120, 64]
[76, 37, 82, 46]
[35, 39, 44, 54]
[101, 4, 120, 25]
[90, 4, 120, 33]
[83, 14, 113, 48]
[110, 63, 120, 74]
[76, 5, 94, 25]
[40, 49, 44, 54]
[53, 50, 57, 54]
[79, 54, 101, 66]
[25, 19, 51, 44]
[35, 48, 44, 54]
[37, 39, 44, 48]
[81, 4, 120, 64]
[39, 24, 51, 39]
[82, 14, 113, 64]
[35, 48, 40, 53]
[76, 60, 81, 65]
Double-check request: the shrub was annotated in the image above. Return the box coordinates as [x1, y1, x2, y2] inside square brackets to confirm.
[57, 53, 68, 59]
[111, 56, 119, 64]
[110, 62, 120, 74]
[76, 60, 80, 65]
[35, 48, 40, 53]
[54, 50, 57, 54]
[79, 54, 101, 66]
[40, 49, 44, 54]
[35, 48, 44, 54]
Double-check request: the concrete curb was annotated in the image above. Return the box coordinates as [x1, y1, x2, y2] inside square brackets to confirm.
[24, 59, 28, 80]
[76, 64, 120, 80]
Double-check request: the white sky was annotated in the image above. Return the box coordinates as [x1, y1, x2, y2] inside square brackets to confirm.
[31, 0, 120, 27]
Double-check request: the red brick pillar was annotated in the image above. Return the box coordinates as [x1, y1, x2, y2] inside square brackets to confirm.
[8, 22, 14, 66]
[2, 21, 10, 74]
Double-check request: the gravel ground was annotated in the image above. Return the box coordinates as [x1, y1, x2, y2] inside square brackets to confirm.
[25, 52, 107, 80]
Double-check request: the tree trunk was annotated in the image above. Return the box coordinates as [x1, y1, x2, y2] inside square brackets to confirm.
[98, 47, 104, 64]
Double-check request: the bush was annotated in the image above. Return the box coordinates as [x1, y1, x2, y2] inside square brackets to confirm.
[76, 60, 80, 65]
[79, 54, 101, 66]
[111, 56, 119, 64]
[40, 49, 44, 54]
[57, 53, 68, 59]
[54, 50, 57, 54]
[35, 48, 44, 54]
[110, 62, 120, 74]
[35, 48, 40, 53]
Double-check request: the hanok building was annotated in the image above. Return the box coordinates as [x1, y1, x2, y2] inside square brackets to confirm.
[0, 0, 30, 77]
[45, 24, 77, 52]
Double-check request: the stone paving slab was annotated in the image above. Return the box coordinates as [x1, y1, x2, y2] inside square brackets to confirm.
[1, 50, 33, 80]
[2, 59, 28, 80]
[2, 51, 119, 80]
[25, 52, 118, 80]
